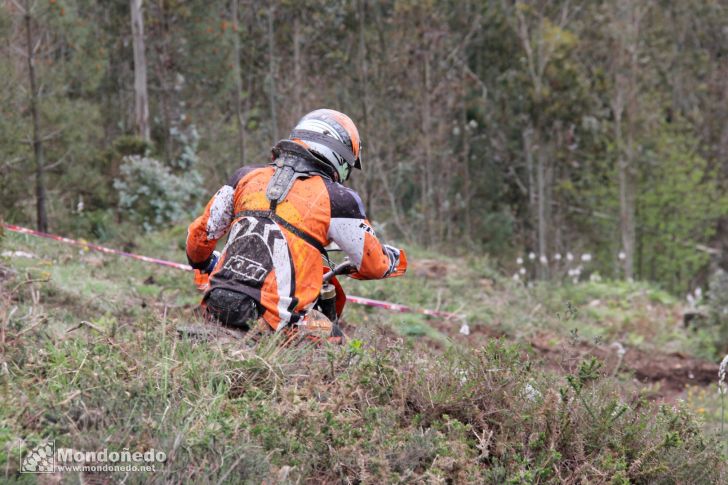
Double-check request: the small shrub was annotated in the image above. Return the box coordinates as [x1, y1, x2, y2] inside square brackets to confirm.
[112, 134, 151, 157]
[708, 269, 728, 353]
[113, 156, 202, 232]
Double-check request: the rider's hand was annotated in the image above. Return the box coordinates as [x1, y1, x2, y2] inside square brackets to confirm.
[202, 250, 221, 274]
[383, 245, 401, 275]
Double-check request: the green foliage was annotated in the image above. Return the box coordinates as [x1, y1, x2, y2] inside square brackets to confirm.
[636, 128, 726, 293]
[707, 270, 728, 354]
[168, 119, 201, 171]
[114, 156, 202, 232]
[2, 0, 728, 295]
[1, 229, 727, 483]
[112, 135, 152, 157]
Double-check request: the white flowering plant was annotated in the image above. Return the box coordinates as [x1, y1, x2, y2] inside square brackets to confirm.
[512, 249, 598, 284]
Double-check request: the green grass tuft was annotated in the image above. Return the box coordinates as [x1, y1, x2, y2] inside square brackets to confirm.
[0, 229, 726, 482]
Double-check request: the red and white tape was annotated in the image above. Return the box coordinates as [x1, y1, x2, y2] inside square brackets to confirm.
[1, 223, 459, 319]
[2, 223, 192, 271]
[345, 295, 458, 319]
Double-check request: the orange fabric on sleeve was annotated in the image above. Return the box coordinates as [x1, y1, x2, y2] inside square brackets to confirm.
[352, 231, 392, 279]
[186, 197, 216, 266]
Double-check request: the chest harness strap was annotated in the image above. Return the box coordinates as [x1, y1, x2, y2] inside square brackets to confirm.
[234, 147, 332, 267]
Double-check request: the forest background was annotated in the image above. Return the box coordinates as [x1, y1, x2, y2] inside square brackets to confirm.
[2, 0, 728, 296]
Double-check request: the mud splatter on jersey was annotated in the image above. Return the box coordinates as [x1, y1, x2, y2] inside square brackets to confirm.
[187, 165, 406, 331]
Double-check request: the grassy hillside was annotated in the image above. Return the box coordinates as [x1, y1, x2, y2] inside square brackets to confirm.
[1, 228, 726, 483]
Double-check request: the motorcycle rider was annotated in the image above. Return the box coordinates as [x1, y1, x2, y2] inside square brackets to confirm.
[186, 109, 407, 334]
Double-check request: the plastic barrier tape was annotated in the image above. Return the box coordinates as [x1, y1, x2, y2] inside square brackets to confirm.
[1, 223, 458, 319]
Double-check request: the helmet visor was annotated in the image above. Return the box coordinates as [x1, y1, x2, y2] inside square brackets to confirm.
[353, 142, 362, 170]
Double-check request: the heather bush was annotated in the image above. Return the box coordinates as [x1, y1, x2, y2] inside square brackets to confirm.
[2, 231, 725, 484]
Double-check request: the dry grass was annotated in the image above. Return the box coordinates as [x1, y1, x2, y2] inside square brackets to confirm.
[0, 234, 726, 483]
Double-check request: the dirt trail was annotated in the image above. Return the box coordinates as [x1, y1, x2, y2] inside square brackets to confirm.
[528, 334, 719, 399]
[434, 320, 719, 400]
[406, 260, 720, 400]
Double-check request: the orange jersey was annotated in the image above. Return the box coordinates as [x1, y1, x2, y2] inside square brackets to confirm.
[186, 156, 407, 331]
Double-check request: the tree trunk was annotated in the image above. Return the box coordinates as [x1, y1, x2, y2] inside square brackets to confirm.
[461, 64, 472, 244]
[154, 4, 175, 161]
[25, 7, 47, 232]
[616, 108, 636, 280]
[130, 0, 150, 141]
[232, 0, 246, 164]
[623, 5, 640, 281]
[536, 133, 548, 279]
[153, 45, 172, 160]
[267, 3, 278, 140]
[293, 16, 303, 120]
[357, 0, 374, 216]
[511, 4, 570, 277]
[523, 127, 536, 252]
[421, 48, 433, 247]
[612, 0, 642, 280]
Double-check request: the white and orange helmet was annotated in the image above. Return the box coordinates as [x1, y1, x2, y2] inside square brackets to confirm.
[290, 109, 362, 182]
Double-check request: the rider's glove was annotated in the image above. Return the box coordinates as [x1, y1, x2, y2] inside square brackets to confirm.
[383, 245, 400, 276]
[202, 250, 220, 274]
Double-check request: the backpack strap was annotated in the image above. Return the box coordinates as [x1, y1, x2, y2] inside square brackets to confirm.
[235, 145, 334, 271]
[234, 209, 331, 267]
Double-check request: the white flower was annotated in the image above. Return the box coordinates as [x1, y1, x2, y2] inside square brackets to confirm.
[522, 383, 541, 402]
[590, 273, 602, 282]
[554, 253, 562, 261]
[457, 368, 468, 384]
[516, 257, 524, 265]
[539, 255, 548, 265]
[512, 273, 520, 281]
[719, 354, 728, 395]
[452, 126, 461, 136]
[610, 401, 627, 418]
[468, 119, 478, 129]
[528, 252, 536, 260]
[566, 252, 574, 261]
[695, 287, 703, 300]
[519, 267, 527, 275]
[459, 323, 470, 336]
[610, 341, 626, 358]
[581, 253, 592, 262]
[618, 251, 626, 261]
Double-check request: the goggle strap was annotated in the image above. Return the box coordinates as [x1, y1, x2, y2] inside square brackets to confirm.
[290, 129, 358, 167]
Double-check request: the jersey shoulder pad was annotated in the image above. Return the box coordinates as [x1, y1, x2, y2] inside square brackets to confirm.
[326, 181, 366, 219]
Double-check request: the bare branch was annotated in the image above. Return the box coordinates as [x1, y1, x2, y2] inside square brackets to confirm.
[7, 0, 26, 15]
[32, 35, 41, 55]
[11, 46, 27, 58]
[40, 129, 62, 142]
